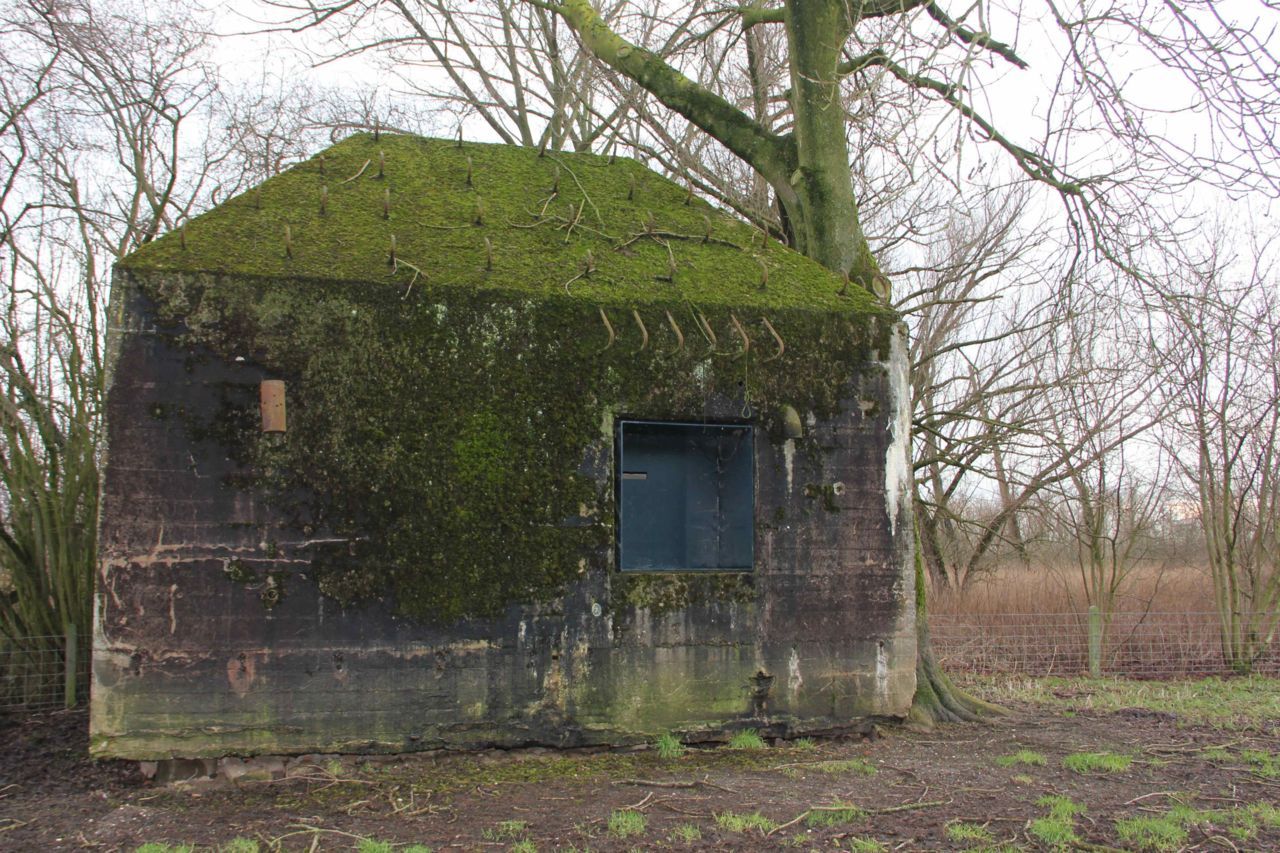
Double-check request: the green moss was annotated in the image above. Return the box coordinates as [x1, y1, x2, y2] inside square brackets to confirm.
[611, 572, 755, 614]
[222, 560, 257, 584]
[120, 136, 895, 623]
[121, 134, 888, 316]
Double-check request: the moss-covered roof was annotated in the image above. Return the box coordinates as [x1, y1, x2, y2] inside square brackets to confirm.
[120, 133, 886, 315]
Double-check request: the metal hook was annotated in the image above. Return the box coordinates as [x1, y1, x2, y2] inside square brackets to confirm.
[761, 316, 785, 362]
[632, 309, 649, 352]
[694, 311, 717, 351]
[665, 310, 685, 353]
[599, 307, 616, 351]
[730, 313, 751, 358]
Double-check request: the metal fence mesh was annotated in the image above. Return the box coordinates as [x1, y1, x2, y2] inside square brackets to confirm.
[0, 634, 90, 712]
[4, 612, 1277, 714]
[930, 611, 1280, 678]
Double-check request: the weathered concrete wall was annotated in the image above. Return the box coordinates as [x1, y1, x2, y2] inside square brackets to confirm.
[91, 274, 916, 759]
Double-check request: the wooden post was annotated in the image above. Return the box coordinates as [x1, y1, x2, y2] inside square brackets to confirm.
[64, 622, 78, 708]
[1088, 605, 1102, 678]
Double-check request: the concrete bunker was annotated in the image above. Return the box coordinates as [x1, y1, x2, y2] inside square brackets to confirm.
[91, 133, 916, 759]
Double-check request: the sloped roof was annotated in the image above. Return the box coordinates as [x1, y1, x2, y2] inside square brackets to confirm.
[120, 133, 886, 315]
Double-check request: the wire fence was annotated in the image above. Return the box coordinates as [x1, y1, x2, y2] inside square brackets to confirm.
[930, 611, 1280, 679]
[0, 632, 90, 713]
[3, 612, 1277, 713]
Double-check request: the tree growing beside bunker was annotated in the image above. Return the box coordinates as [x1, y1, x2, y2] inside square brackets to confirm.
[260, 0, 1280, 719]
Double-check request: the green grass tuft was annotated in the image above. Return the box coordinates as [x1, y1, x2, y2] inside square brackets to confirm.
[1062, 751, 1132, 773]
[727, 729, 767, 750]
[806, 803, 866, 827]
[355, 841, 393, 853]
[221, 842, 260, 853]
[791, 737, 817, 751]
[508, 841, 537, 853]
[945, 822, 994, 844]
[715, 811, 778, 833]
[655, 732, 685, 759]
[815, 758, 877, 775]
[846, 837, 887, 853]
[607, 810, 647, 839]
[1030, 798, 1084, 852]
[669, 823, 701, 843]
[1114, 815, 1189, 851]
[995, 749, 1046, 767]
[135, 846, 193, 853]
[482, 820, 529, 841]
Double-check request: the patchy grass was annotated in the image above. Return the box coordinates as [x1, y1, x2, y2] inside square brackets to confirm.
[727, 729, 768, 750]
[508, 841, 537, 853]
[1063, 751, 1132, 773]
[136, 846, 193, 853]
[607, 809, 647, 839]
[482, 820, 528, 841]
[790, 737, 817, 751]
[1030, 795, 1085, 849]
[1114, 814, 1189, 851]
[668, 823, 701, 843]
[963, 675, 1280, 729]
[655, 732, 686, 760]
[714, 811, 778, 833]
[945, 821, 994, 844]
[355, 841, 393, 853]
[805, 802, 866, 828]
[995, 749, 1046, 768]
[221, 842, 260, 853]
[847, 836, 887, 852]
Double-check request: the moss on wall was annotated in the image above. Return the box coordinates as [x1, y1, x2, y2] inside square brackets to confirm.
[119, 133, 897, 624]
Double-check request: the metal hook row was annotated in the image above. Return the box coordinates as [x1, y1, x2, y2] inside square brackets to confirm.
[598, 308, 785, 361]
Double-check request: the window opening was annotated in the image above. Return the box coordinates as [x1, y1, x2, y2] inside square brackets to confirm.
[616, 420, 754, 571]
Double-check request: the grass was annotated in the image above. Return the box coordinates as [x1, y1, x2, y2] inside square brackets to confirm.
[482, 820, 528, 841]
[607, 810, 647, 839]
[1062, 751, 1132, 773]
[964, 675, 1280, 729]
[669, 823, 701, 843]
[1029, 796, 1084, 849]
[944, 822, 994, 844]
[222, 842, 260, 853]
[791, 737, 817, 751]
[715, 811, 779, 833]
[508, 842, 537, 853]
[655, 732, 685, 759]
[727, 729, 768, 750]
[814, 758, 877, 775]
[1114, 814, 1189, 851]
[995, 749, 1046, 767]
[805, 802, 866, 828]
[136, 846, 193, 853]
[847, 837, 887, 852]
[355, 841, 393, 853]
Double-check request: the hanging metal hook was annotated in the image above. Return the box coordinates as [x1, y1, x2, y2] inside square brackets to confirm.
[599, 307, 616, 351]
[761, 316, 785, 362]
[665, 310, 685, 354]
[632, 309, 649, 352]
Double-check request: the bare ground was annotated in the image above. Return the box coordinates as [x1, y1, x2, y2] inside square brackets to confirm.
[1, 693, 1278, 851]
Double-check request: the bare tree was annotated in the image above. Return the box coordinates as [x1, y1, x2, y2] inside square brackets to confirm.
[0, 0, 368, 659]
[1156, 240, 1280, 673]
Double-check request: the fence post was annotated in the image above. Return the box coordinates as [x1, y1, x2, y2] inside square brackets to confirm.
[1088, 605, 1102, 678]
[64, 622, 78, 709]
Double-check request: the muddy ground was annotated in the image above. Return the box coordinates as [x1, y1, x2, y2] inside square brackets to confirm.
[1, 693, 1278, 851]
